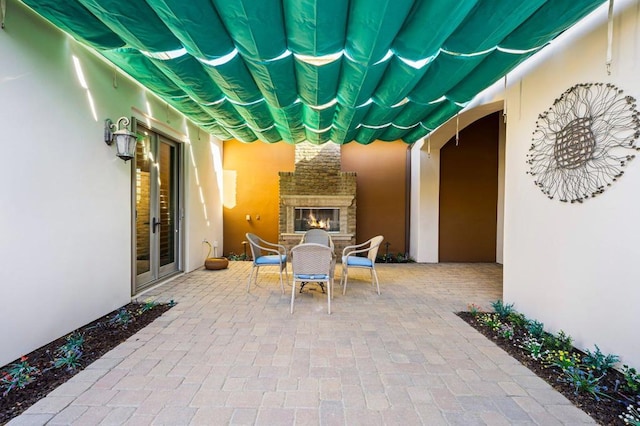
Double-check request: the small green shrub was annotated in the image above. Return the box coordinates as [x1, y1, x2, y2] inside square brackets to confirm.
[137, 300, 158, 314]
[376, 252, 415, 263]
[109, 308, 133, 327]
[620, 365, 640, 394]
[544, 330, 573, 352]
[53, 347, 83, 371]
[526, 320, 545, 338]
[562, 366, 608, 401]
[52, 332, 84, 372]
[0, 357, 40, 396]
[490, 299, 515, 319]
[583, 345, 619, 375]
[506, 312, 527, 328]
[227, 252, 248, 261]
[64, 332, 85, 349]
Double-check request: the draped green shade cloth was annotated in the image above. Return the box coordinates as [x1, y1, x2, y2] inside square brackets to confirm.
[21, 0, 606, 144]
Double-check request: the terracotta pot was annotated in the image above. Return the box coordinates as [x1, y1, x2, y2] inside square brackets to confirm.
[204, 257, 229, 270]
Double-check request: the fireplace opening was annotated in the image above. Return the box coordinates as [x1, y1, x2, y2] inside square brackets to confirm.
[294, 208, 340, 233]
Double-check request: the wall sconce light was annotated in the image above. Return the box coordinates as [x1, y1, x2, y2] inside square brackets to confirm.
[104, 116, 137, 162]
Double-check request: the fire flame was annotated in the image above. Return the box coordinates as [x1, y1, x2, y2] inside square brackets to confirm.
[307, 212, 331, 230]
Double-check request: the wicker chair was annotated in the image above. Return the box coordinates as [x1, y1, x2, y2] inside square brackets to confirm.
[340, 235, 384, 295]
[301, 229, 336, 293]
[301, 228, 334, 249]
[246, 233, 288, 294]
[290, 243, 334, 314]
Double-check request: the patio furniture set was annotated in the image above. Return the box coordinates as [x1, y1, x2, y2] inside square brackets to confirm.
[245, 231, 384, 315]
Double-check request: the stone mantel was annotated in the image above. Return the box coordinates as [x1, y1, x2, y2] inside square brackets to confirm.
[281, 195, 354, 207]
[280, 233, 354, 240]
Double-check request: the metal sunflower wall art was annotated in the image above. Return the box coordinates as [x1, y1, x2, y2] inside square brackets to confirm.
[527, 83, 640, 203]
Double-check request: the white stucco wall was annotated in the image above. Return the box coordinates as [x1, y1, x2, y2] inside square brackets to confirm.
[503, 1, 640, 365]
[496, 119, 506, 264]
[410, 141, 440, 263]
[184, 130, 225, 273]
[0, 2, 222, 366]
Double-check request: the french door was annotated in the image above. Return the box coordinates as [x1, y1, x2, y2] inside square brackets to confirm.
[133, 126, 182, 293]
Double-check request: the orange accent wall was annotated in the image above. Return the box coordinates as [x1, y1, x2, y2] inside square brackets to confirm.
[439, 112, 499, 262]
[341, 141, 408, 257]
[222, 140, 294, 257]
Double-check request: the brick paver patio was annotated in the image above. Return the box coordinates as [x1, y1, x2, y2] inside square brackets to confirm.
[8, 262, 595, 425]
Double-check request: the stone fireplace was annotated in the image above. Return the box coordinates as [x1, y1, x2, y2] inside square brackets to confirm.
[279, 142, 356, 253]
[294, 207, 340, 232]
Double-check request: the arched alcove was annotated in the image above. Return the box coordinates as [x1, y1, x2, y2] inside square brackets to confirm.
[439, 112, 501, 262]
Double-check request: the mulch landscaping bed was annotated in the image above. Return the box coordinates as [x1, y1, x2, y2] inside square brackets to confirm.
[0, 302, 172, 425]
[458, 311, 635, 426]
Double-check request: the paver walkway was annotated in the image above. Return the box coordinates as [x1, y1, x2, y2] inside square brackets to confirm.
[9, 262, 595, 425]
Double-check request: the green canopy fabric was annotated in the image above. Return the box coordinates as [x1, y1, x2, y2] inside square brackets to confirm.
[21, 0, 606, 144]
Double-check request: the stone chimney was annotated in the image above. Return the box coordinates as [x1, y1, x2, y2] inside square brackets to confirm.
[279, 142, 356, 252]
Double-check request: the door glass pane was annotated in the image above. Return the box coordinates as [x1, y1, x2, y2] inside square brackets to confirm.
[158, 142, 175, 268]
[135, 136, 152, 275]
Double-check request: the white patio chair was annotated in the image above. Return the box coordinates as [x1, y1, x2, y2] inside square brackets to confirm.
[340, 235, 384, 295]
[290, 243, 334, 314]
[246, 233, 288, 294]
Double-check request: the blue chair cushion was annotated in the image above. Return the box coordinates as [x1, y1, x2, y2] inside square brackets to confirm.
[294, 274, 329, 280]
[256, 254, 286, 265]
[343, 256, 373, 267]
